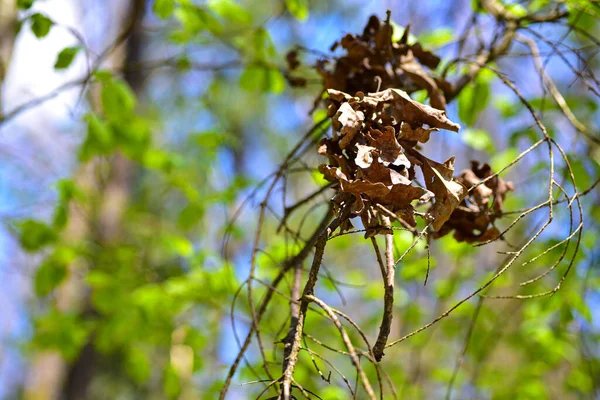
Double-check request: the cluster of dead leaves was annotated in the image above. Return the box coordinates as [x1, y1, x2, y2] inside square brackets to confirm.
[319, 88, 458, 237]
[310, 13, 513, 242]
[286, 12, 451, 110]
[437, 161, 514, 243]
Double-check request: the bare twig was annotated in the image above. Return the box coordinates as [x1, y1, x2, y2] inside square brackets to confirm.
[304, 295, 376, 400]
[371, 233, 395, 361]
[280, 204, 352, 399]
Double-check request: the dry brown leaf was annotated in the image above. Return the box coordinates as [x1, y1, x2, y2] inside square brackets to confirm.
[399, 51, 447, 110]
[366, 127, 411, 170]
[332, 102, 364, 148]
[399, 121, 437, 143]
[458, 169, 493, 206]
[368, 89, 459, 132]
[421, 158, 466, 231]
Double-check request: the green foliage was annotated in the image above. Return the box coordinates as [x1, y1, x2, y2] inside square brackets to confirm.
[462, 128, 495, 153]
[54, 46, 81, 70]
[17, 219, 57, 252]
[52, 179, 82, 229]
[79, 113, 114, 160]
[285, 0, 309, 21]
[208, 0, 253, 26]
[32, 309, 93, 361]
[163, 364, 181, 398]
[153, 0, 175, 19]
[490, 148, 519, 172]
[100, 76, 137, 123]
[174, 4, 223, 35]
[125, 346, 152, 384]
[29, 13, 53, 38]
[239, 64, 285, 93]
[458, 69, 493, 126]
[34, 247, 76, 296]
[17, 0, 35, 10]
[418, 27, 453, 47]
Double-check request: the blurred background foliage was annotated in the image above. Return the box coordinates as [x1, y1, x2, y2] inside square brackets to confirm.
[0, 0, 599, 399]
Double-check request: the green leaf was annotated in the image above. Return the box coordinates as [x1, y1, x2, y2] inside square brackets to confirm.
[508, 127, 538, 147]
[462, 129, 494, 153]
[30, 13, 53, 38]
[54, 46, 81, 70]
[208, 0, 253, 25]
[92, 70, 113, 82]
[142, 149, 175, 171]
[418, 27, 453, 47]
[500, 1, 528, 17]
[17, 0, 35, 10]
[490, 148, 519, 172]
[113, 115, 152, 157]
[101, 78, 137, 123]
[175, 5, 223, 34]
[235, 28, 277, 62]
[153, 0, 175, 19]
[193, 130, 237, 150]
[495, 96, 518, 119]
[184, 328, 207, 371]
[33, 309, 93, 361]
[34, 248, 76, 296]
[568, 159, 591, 191]
[126, 347, 151, 384]
[311, 169, 328, 187]
[320, 385, 350, 400]
[285, 0, 309, 21]
[253, 28, 277, 61]
[17, 219, 57, 252]
[164, 364, 181, 398]
[79, 113, 114, 161]
[390, 20, 418, 43]
[239, 65, 285, 94]
[163, 234, 194, 257]
[458, 70, 492, 126]
[177, 203, 205, 230]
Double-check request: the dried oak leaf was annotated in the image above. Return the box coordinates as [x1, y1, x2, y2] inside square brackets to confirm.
[410, 43, 441, 70]
[319, 164, 390, 214]
[331, 102, 364, 148]
[457, 169, 493, 206]
[420, 156, 466, 231]
[434, 206, 500, 243]
[328, 89, 353, 102]
[355, 143, 377, 169]
[356, 146, 410, 186]
[318, 138, 353, 175]
[366, 127, 411, 171]
[340, 34, 375, 61]
[370, 89, 460, 132]
[399, 121, 437, 143]
[378, 181, 433, 210]
[469, 161, 514, 211]
[399, 51, 447, 110]
[374, 16, 393, 51]
[432, 161, 514, 243]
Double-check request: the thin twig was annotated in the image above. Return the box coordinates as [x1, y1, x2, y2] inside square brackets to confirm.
[305, 295, 377, 400]
[372, 233, 395, 361]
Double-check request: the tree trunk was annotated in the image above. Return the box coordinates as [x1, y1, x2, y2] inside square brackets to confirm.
[24, 1, 146, 399]
[0, 0, 16, 115]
